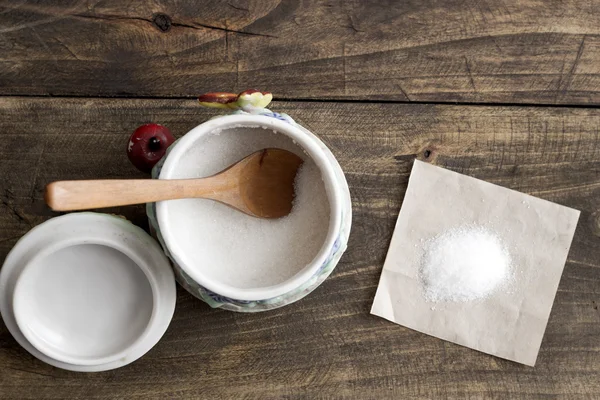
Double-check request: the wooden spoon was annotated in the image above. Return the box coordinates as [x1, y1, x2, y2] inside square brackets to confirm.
[45, 148, 304, 218]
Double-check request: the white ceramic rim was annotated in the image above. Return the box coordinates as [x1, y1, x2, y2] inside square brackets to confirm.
[0, 213, 176, 372]
[12, 235, 160, 366]
[157, 114, 342, 301]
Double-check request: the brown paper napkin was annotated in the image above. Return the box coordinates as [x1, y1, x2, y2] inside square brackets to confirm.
[371, 160, 580, 366]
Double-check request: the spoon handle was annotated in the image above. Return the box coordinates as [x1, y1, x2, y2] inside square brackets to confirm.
[45, 178, 223, 211]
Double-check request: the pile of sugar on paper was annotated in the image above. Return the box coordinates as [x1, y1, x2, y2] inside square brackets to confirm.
[420, 226, 512, 302]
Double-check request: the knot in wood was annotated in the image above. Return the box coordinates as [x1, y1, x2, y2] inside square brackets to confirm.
[153, 13, 172, 32]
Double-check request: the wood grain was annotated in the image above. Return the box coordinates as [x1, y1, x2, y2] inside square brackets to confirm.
[1, 0, 600, 104]
[0, 97, 599, 399]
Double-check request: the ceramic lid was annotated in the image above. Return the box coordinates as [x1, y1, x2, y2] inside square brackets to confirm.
[0, 212, 176, 372]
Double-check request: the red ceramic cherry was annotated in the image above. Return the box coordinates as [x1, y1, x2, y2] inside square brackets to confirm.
[127, 123, 175, 173]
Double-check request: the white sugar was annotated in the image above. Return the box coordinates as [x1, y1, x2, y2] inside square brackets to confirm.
[420, 226, 511, 302]
[165, 126, 330, 289]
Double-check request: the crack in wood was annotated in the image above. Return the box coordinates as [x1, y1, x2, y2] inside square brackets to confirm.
[464, 56, 476, 93]
[342, 43, 347, 95]
[72, 12, 278, 38]
[52, 37, 80, 61]
[345, 14, 363, 33]
[557, 35, 586, 100]
[393, 154, 416, 161]
[172, 21, 278, 38]
[228, 2, 250, 12]
[1, 198, 32, 226]
[396, 82, 411, 102]
[7, 366, 56, 379]
[71, 12, 151, 24]
[3, 93, 600, 111]
[29, 144, 45, 203]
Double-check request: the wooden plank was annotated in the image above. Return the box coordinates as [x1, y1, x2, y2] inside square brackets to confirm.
[1, 1, 600, 104]
[0, 97, 599, 399]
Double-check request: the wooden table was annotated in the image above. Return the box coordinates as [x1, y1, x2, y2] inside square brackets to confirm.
[1, 1, 599, 398]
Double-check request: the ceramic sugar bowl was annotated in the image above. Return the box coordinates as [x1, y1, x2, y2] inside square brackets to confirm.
[147, 92, 352, 312]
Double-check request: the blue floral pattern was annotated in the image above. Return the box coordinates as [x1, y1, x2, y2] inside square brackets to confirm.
[231, 108, 295, 124]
